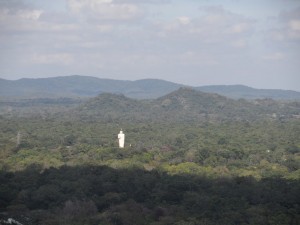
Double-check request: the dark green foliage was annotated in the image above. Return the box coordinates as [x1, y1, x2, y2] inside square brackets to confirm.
[0, 166, 299, 225]
[286, 145, 300, 154]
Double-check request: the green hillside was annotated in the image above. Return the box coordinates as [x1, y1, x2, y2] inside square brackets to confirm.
[73, 88, 300, 123]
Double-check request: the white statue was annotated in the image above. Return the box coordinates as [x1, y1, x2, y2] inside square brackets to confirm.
[118, 129, 125, 148]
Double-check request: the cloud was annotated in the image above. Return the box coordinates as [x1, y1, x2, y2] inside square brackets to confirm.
[113, 0, 170, 3]
[155, 6, 254, 48]
[230, 39, 247, 48]
[177, 16, 191, 25]
[289, 19, 300, 31]
[178, 51, 218, 66]
[262, 52, 285, 61]
[279, 6, 300, 22]
[0, 0, 42, 19]
[272, 7, 300, 41]
[0, 1, 43, 33]
[0, 13, 44, 38]
[229, 23, 250, 34]
[67, 0, 142, 21]
[27, 53, 74, 65]
[288, 19, 300, 39]
[0, 8, 81, 35]
[0, 0, 28, 10]
[263, 6, 300, 67]
[0, 3, 42, 22]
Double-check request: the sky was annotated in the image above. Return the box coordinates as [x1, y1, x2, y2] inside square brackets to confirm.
[0, 0, 300, 91]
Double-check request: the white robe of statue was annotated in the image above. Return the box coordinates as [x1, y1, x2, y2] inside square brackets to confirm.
[118, 130, 125, 148]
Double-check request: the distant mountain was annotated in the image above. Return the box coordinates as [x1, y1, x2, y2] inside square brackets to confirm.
[196, 85, 300, 100]
[0, 75, 181, 99]
[1, 75, 300, 100]
[75, 88, 300, 123]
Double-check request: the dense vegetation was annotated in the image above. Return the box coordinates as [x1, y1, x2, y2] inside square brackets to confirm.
[0, 89, 299, 224]
[1, 166, 299, 225]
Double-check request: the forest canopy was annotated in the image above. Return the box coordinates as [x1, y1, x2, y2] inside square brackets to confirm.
[0, 89, 299, 225]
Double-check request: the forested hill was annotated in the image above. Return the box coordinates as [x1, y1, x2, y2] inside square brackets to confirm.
[1, 75, 300, 100]
[75, 88, 300, 122]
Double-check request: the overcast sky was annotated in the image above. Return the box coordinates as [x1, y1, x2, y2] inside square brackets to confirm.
[0, 0, 299, 90]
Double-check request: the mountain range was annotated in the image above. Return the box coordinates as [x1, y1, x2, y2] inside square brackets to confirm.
[1, 75, 300, 100]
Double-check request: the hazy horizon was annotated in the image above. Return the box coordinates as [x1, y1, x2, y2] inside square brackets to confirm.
[2, 74, 300, 92]
[1, 0, 300, 91]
